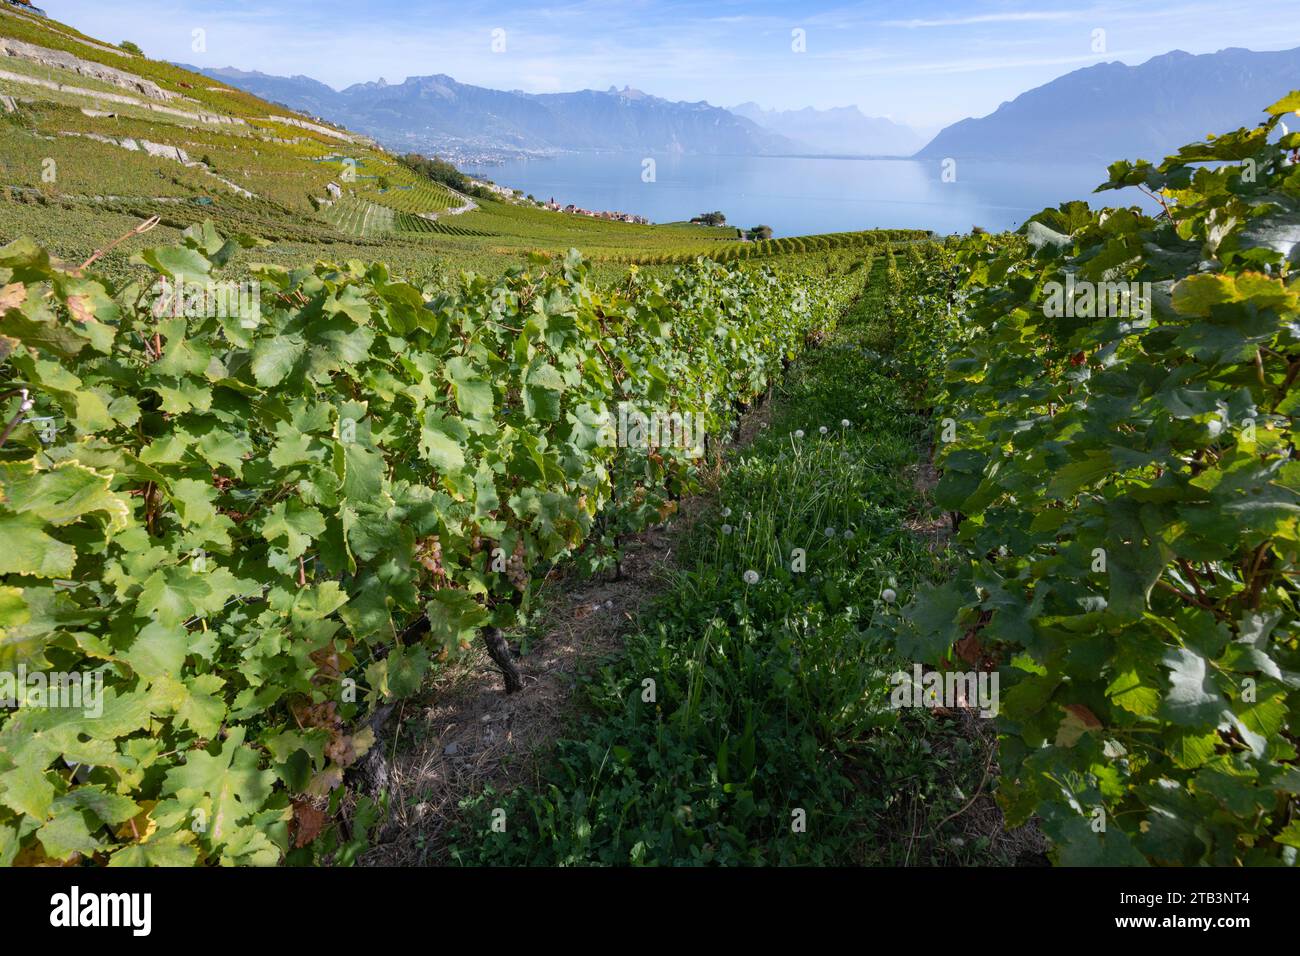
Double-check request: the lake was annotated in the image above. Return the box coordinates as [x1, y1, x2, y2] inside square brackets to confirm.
[463, 152, 1157, 236]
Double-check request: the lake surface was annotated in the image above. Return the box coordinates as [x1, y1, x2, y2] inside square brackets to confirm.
[463, 152, 1157, 236]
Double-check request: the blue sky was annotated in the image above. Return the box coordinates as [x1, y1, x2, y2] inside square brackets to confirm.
[43, 0, 1300, 128]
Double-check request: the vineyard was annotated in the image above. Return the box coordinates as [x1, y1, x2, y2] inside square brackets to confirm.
[320, 196, 396, 238]
[1, 2, 1299, 873]
[900, 94, 1300, 866]
[0, 218, 864, 865]
[370, 182, 462, 216]
[445, 247, 1023, 866]
[613, 228, 933, 266]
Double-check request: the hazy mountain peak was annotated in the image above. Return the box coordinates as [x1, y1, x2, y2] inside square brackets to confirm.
[916, 45, 1300, 162]
[196, 67, 800, 157]
[731, 101, 926, 157]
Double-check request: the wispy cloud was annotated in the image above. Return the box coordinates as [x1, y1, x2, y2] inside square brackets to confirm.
[884, 11, 1086, 28]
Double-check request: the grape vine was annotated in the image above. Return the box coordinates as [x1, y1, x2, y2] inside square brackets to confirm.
[0, 230, 862, 865]
[903, 92, 1300, 865]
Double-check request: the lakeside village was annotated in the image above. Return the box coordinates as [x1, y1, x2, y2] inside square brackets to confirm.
[469, 178, 651, 224]
[466, 180, 769, 237]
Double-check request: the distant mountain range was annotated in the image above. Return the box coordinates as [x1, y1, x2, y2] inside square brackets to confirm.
[732, 103, 927, 157]
[191, 45, 1300, 165]
[917, 46, 1300, 162]
[190, 67, 799, 157]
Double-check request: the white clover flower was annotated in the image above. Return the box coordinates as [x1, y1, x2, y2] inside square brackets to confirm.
[882, 588, 897, 604]
[743, 569, 760, 585]
[721, 524, 733, 535]
[794, 429, 805, 439]
[721, 506, 732, 518]
[841, 419, 850, 429]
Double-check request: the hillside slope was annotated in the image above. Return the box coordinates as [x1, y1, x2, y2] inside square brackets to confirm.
[0, 8, 802, 279]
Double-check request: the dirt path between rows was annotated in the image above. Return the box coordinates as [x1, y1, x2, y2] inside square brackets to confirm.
[359, 524, 678, 865]
[904, 438, 1049, 866]
[359, 397, 774, 866]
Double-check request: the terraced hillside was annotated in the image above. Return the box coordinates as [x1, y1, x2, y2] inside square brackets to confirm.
[0, 7, 926, 282]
